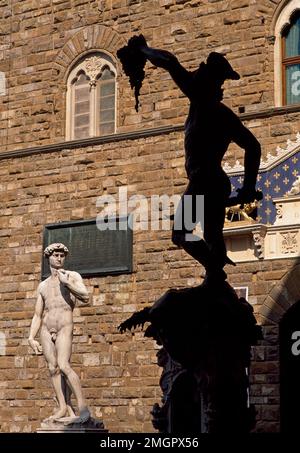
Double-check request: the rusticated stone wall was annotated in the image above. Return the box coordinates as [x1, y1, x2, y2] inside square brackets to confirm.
[0, 0, 295, 151]
[0, 0, 300, 433]
[0, 128, 299, 432]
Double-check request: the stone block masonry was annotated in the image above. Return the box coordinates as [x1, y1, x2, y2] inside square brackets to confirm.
[0, 0, 299, 433]
[0, 0, 296, 152]
[0, 127, 299, 432]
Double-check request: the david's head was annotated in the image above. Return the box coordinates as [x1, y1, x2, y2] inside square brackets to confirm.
[44, 243, 69, 269]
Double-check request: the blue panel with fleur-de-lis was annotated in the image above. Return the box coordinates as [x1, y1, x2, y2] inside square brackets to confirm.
[229, 150, 300, 225]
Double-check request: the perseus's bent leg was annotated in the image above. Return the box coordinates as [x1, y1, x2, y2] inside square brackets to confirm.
[203, 200, 227, 264]
[172, 184, 212, 267]
[171, 176, 232, 278]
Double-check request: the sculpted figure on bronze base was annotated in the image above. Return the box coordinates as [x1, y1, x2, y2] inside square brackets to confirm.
[118, 36, 263, 433]
[118, 35, 262, 282]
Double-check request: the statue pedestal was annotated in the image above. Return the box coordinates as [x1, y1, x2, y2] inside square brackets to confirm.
[37, 417, 108, 433]
[120, 281, 263, 433]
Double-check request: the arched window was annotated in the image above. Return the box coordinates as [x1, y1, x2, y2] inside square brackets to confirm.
[66, 53, 116, 140]
[282, 12, 300, 105]
[273, 0, 300, 106]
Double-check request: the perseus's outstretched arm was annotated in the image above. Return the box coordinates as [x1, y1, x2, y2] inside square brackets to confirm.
[117, 35, 194, 108]
[139, 43, 194, 98]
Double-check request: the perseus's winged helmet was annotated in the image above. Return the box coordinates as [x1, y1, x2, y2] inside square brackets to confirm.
[193, 52, 240, 85]
[206, 52, 240, 81]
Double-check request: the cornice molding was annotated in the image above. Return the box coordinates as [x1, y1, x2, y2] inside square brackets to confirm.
[1, 104, 300, 161]
[0, 125, 183, 161]
[223, 132, 300, 175]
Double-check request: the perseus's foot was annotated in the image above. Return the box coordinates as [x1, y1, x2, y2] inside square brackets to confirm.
[201, 269, 227, 286]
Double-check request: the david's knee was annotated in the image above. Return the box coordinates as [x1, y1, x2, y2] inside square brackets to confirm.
[58, 362, 72, 376]
[49, 364, 60, 377]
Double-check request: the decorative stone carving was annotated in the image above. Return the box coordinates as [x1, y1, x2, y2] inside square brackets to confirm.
[287, 175, 300, 196]
[223, 167, 300, 261]
[224, 224, 267, 262]
[252, 227, 267, 259]
[275, 203, 283, 221]
[54, 25, 125, 82]
[224, 191, 300, 262]
[151, 348, 183, 433]
[223, 160, 244, 174]
[65, 52, 116, 140]
[84, 56, 104, 85]
[264, 226, 300, 259]
[280, 231, 298, 254]
[225, 201, 258, 223]
[273, 195, 300, 226]
[259, 196, 300, 259]
[223, 132, 300, 175]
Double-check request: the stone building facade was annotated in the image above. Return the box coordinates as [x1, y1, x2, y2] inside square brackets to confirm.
[0, 0, 300, 432]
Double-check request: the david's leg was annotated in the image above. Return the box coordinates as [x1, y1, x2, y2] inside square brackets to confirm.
[40, 327, 67, 420]
[56, 326, 90, 421]
[61, 375, 76, 417]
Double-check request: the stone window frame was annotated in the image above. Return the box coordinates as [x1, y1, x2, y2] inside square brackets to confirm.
[66, 52, 117, 141]
[282, 12, 300, 105]
[273, 0, 300, 106]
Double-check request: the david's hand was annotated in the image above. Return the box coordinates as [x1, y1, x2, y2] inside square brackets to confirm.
[28, 338, 43, 355]
[57, 269, 70, 286]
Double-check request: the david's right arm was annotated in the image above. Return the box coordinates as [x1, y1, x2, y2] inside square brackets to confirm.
[28, 288, 44, 354]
